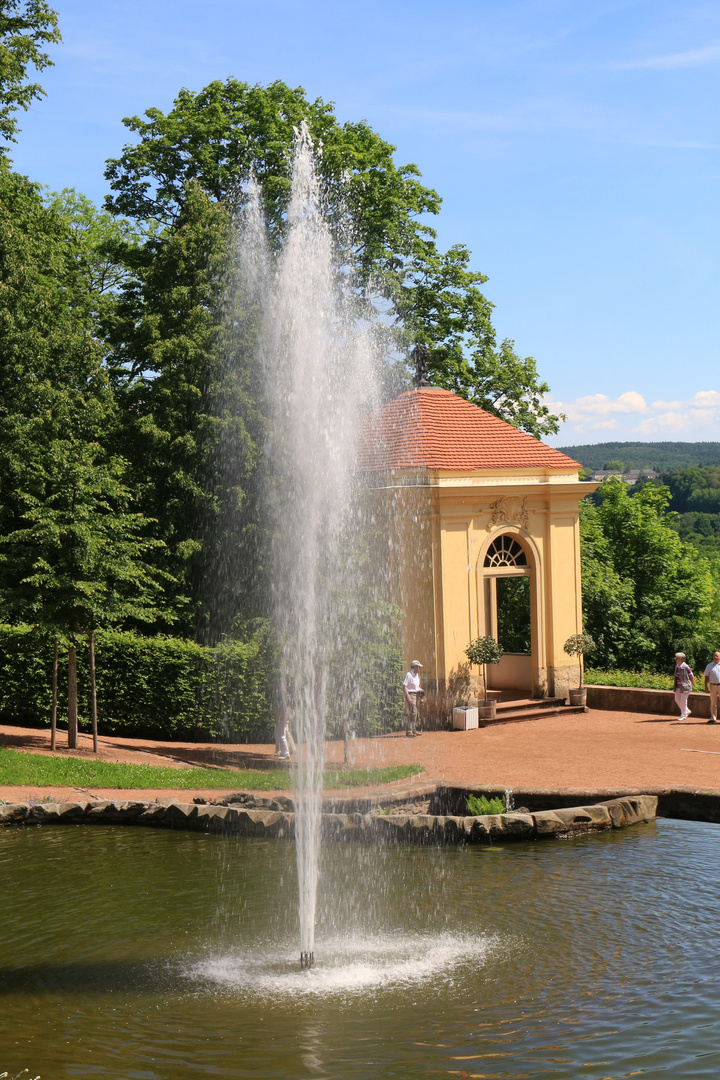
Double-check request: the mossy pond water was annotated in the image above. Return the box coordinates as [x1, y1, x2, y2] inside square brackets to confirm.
[1, 819, 719, 1079]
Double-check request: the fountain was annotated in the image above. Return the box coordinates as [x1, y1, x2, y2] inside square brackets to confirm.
[3, 125, 720, 1080]
[236, 124, 380, 967]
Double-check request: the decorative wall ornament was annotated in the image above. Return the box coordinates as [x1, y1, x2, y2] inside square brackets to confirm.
[486, 496, 530, 531]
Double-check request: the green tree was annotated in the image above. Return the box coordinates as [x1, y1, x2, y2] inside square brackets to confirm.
[0, 163, 171, 745]
[580, 479, 716, 670]
[104, 78, 560, 433]
[0, 440, 173, 746]
[0, 0, 60, 149]
[103, 184, 257, 638]
[99, 80, 561, 636]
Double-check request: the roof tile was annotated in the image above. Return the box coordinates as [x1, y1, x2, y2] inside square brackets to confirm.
[360, 388, 580, 472]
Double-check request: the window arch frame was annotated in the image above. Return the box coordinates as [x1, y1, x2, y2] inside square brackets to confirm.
[483, 533, 528, 571]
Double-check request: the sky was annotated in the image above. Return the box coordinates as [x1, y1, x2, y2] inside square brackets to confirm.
[10, 0, 720, 446]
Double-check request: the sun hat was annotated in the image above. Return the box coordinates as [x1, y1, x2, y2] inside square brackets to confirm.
[411, 660, 422, 667]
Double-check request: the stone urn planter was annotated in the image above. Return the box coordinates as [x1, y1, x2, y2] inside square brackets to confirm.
[569, 687, 587, 707]
[478, 699, 497, 721]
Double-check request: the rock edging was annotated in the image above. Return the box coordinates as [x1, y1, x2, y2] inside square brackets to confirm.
[0, 793, 657, 844]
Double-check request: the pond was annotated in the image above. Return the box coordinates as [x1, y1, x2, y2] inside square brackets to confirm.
[1, 819, 718, 1079]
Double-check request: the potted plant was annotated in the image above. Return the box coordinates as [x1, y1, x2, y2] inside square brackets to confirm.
[464, 636, 504, 720]
[563, 633, 596, 706]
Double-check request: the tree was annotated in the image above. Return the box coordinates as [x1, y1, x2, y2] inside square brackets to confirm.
[103, 184, 258, 638]
[43, 187, 149, 336]
[563, 633, 595, 688]
[465, 635, 504, 701]
[0, 439, 172, 747]
[580, 480, 716, 671]
[98, 80, 562, 636]
[0, 0, 60, 149]
[0, 163, 171, 746]
[104, 78, 561, 433]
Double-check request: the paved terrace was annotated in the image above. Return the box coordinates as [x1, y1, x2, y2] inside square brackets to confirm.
[1, 706, 719, 804]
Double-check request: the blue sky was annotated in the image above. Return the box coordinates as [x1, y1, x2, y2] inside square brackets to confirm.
[11, 0, 720, 445]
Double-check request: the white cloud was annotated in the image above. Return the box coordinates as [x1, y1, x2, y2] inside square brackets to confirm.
[548, 391, 648, 432]
[549, 389, 720, 439]
[607, 42, 720, 71]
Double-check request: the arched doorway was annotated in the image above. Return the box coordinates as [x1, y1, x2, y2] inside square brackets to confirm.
[481, 533, 534, 695]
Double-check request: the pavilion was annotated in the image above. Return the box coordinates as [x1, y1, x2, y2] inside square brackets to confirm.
[361, 387, 595, 703]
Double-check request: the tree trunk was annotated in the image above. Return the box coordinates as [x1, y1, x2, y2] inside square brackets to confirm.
[50, 638, 58, 752]
[89, 631, 98, 753]
[67, 643, 78, 749]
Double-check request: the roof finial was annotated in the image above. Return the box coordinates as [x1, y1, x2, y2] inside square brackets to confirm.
[411, 343, 431, 388]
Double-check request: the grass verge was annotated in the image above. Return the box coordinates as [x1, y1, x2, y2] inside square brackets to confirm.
[0, 749, 423, 792]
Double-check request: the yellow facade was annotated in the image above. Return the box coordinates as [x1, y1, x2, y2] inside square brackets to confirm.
[376, 465, 595, 704]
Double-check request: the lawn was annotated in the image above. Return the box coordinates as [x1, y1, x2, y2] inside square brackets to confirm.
[0, 748, 423, 791]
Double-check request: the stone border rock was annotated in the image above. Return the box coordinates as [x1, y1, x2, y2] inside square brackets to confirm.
[0, 793, 658, 844]
[431, 785, 720, 824]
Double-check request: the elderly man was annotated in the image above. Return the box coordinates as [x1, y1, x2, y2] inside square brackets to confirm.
[704, 651, 720, 725]
[403, 660, 424, 738]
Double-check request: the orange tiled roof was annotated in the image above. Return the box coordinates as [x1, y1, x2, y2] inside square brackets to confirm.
[359, 388, 580, 472]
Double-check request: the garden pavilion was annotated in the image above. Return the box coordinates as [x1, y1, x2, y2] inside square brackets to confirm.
[360, 387, 595, 703]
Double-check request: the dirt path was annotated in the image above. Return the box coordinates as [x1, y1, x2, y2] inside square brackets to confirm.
[2, 707, 719, 805]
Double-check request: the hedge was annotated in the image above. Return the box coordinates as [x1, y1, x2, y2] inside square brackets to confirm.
[0, 625, 272, 741]
[585, 667, 705, 692]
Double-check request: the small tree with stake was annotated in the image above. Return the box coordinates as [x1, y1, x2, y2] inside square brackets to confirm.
[465, 635, 504, 703]
[0, 439, 174, 750]
[563, 633, 596, 689]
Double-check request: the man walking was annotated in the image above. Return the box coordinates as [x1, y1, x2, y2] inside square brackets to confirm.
[674, 652, 694, 721]
[703, 651, 720, 725]
[403, 660, 424, 738]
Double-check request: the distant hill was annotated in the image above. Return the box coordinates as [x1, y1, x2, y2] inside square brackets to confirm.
[557, 442, 720, 472]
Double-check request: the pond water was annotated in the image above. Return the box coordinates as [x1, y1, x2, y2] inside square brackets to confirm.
[1, 819, 718, 1079]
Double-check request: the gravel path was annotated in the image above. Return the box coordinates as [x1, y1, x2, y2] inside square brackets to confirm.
[1, 707, 719, 805]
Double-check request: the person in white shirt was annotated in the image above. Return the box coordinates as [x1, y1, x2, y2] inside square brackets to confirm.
[703, 651, 720, 725]
[403, 661, 424, 738]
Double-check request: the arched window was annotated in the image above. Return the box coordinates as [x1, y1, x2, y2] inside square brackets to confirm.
[484, 534, 527, 568]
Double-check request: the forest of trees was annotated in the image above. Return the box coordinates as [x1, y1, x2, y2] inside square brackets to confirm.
[560, 441, 720, 472]
[1, 2, 718, 739]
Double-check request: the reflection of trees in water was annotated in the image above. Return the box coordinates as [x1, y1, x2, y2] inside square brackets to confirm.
[496, 577, 531, 653]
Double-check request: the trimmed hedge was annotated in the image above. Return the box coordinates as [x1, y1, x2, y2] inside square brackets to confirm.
[585, 667, 705, 692]
[0, 625, 272, 741]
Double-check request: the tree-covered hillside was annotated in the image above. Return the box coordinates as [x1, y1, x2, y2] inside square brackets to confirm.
[558, 442, 720, 472]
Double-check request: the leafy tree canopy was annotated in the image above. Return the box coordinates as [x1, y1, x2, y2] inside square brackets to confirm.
[0, 162, 171, 639]
[0, 0, 60, 148]
[104, 77, 560, 435]
[580, 479, 716, 670]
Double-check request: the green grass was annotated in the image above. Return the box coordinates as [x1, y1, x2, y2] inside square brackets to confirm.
[585, 668, 705, 692]
[0, 748, 422, 792]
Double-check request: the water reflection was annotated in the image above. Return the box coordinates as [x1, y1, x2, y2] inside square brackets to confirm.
[1, 821, 720, 1079]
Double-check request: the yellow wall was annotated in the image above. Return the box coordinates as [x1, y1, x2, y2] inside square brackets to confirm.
[375, 468, 593, 703]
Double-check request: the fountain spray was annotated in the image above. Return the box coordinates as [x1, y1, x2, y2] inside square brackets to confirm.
[236, 124, 379, 968]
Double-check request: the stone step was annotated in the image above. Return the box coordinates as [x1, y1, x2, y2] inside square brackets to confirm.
[495, 697, 568, 713]
[486, 703, 586, 725]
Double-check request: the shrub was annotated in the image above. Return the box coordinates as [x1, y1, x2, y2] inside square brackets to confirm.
[584, 667, 704, 692]
[0, 624, 272, 741]
[466, 793, 506, 816]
